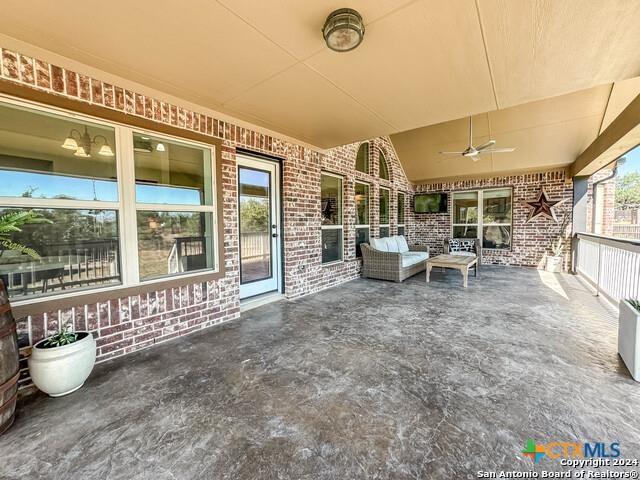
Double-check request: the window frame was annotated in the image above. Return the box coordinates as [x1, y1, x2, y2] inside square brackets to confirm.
[0, 95, 221, 309]
[379, 186, 390, 238]
[451, 187, 513, 250]
[355, 142, 369, 174]
[378, 150, 390, 181]
[128, 129, 218, 283]
[320, 171, 344, 265]
[354, 181, 370, 258]
[397, 191, 406, 236]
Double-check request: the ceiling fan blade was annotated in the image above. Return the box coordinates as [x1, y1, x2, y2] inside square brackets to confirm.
[481, 147, 516, 153]
[476, 139, 496, 151]
[439, 151, 465, 155]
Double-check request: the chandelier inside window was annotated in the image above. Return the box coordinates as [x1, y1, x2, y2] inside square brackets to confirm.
[61, 126, 114, 158]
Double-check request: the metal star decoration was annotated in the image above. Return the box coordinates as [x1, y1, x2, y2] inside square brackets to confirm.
[524, 188, 565, 223]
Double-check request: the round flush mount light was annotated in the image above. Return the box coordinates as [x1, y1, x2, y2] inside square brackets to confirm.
[322, 8, 365, 52]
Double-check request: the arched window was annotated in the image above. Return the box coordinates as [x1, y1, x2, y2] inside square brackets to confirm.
[379, 150, 389, 180]
[355, 143, 369, 174]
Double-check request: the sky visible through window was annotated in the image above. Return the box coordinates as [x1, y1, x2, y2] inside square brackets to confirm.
[618, 145, 640, 175]
[0, 169, 202, 205]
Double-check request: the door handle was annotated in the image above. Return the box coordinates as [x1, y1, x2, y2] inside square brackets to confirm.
[272, 233, 278, 238]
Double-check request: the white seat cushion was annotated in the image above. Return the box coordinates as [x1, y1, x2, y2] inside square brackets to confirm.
[384, 237, 400, 252]
[450, 251, 476, 257]
[401, 251, 428, 268]
[395, 235, 410, 253]
[369, 238, 386, 252]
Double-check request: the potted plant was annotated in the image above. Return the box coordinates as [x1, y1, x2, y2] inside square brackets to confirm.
[619, 298, 640, 381]
[545, 238, 564, 272]
[28, 324, 96, 397]
[546, 215, 569, 273]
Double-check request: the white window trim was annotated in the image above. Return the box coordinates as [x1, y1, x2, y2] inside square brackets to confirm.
[321, 172, 344, 264]
[0, 95, 220, 307]
[451, 187, 513, 250]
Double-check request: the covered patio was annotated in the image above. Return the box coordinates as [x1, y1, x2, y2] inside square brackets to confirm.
[2, 267, 638, 479]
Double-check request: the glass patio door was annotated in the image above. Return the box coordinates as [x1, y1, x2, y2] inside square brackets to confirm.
[237, 155, 281, 299]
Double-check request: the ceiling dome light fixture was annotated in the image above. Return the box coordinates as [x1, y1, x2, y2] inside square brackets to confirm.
[322, 8, 365, 52]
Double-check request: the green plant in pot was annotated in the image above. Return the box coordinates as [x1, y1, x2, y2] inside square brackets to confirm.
[619, 298, 640, 381]
[28, 324, 96, 397]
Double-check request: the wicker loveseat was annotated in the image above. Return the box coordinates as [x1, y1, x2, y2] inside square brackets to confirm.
[361, 236, 429, 282]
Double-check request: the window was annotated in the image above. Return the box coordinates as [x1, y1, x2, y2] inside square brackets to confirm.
[379, 187, 390, 238]
[397, 192, 406, 237]
[354, 182, 369, 257]
[0, 99, 218, 302]
[355, 143, 369, 174]
[452, 188, 512, 249]
[321, 173, 343, 264]
[379, 150, 389, 180]
[133, 133, 215, 280]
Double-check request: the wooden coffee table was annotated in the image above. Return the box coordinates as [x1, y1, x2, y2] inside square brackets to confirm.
[426, 254, 478, 288]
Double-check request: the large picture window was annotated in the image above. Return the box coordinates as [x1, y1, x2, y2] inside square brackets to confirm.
[321, 173, 343, 264]
[0, 99, 218, 302]
[379, 187, 390, 238]
[452, 188, 512, 249]
[354, 182, 369, 258]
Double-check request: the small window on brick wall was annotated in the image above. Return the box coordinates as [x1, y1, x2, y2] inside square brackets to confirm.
[321, 173, 343, 264]
[355, 143, 369, 174]
[379, 186, 390, 238]
[355, 182, 369, 258]
[379, 151, 389, 181]
[397, 192, 406, 237]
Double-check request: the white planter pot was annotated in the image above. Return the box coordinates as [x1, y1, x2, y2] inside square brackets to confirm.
[618, 300, 640, 381]
[545, 255, 563, 273]
[28, 332, 96, 397]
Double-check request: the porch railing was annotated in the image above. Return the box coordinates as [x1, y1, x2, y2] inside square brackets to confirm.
[1, 239, 119, 295]
[574, 233, 640, 305]
[241, 232, 270, 260]
[167, 236, 207, 274]
[613, 224, 640, 240]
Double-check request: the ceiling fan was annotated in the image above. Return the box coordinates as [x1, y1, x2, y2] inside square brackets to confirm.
[439, 116, 515, 161]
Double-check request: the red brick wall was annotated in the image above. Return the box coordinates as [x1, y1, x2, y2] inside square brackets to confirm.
[0, 48, 411, 391]
[411, 170, 574, 268]
[0, 48, 577, 393]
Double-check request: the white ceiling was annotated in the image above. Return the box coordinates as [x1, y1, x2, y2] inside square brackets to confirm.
[1, 0, 639, 151]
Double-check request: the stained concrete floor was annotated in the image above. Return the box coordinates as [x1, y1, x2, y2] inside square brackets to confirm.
[1, 267, 639, 479]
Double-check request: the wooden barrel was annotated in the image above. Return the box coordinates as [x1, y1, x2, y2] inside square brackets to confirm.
[0, 279, 19, 435]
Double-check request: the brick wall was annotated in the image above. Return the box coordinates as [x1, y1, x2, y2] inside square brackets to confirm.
[411, 170, 574, 268]
[0, 48, 410, 391]
[0, 47, 579, 393]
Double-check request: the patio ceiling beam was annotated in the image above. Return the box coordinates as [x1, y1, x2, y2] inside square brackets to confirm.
[570, 93, 640, 177]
